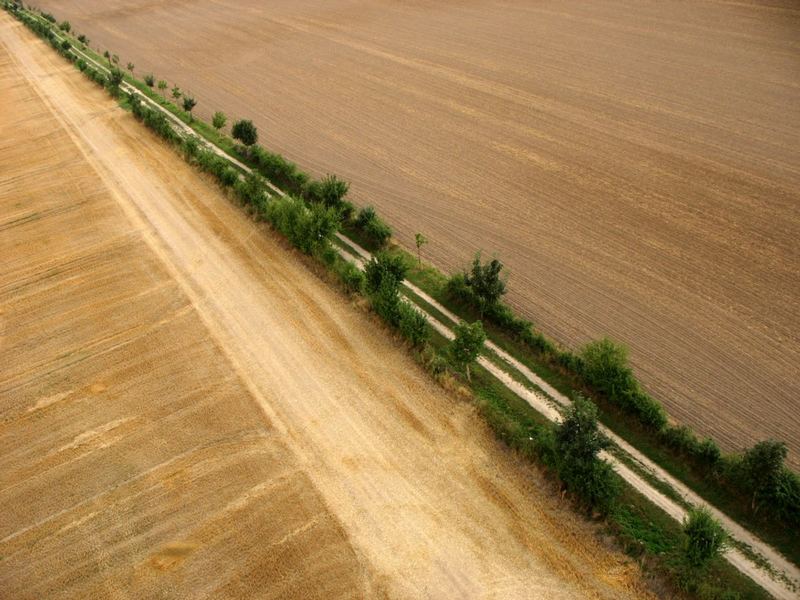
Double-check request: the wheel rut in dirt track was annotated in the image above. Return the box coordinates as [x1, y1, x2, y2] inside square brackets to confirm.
[0, 16, 652, 599]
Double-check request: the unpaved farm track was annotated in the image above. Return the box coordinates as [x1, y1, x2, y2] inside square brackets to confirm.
[0, 17, 653, 599]
[33, 0, 800, 467]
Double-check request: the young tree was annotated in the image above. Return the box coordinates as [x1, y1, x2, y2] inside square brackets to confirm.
[231, 119, 258, 147]
[450, 320, 486, 381]
[108, 67, 124, 95]
[464, 253, 506, 316]
[103, 50, 110, 65]
[58, 20, 70, 32]
[212, 110, 227, 131]
[126, 62, 135, 75]
[143, 73, 155, 89]
[415, 233, 428, 268]
[182, 95, 197, 120]
[555, 396, 619, 513]
[111, 53, 119, 66]
[157, 79, 167, 97]
[77, 34, 88, 45]
[171, 85, 182, 101]
[683, 507, 727, 570]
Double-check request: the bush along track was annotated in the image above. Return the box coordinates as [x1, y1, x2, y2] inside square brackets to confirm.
[6, 3, 798, 597]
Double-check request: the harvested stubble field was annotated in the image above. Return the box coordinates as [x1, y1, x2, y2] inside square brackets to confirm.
[35, 0, 800, 467]
[0, 17, 653, 599]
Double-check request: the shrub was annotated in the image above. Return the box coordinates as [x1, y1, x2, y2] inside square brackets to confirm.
[683, 507, 727, 569]
[77, 34, 88, 45]
[233, 172, 268, 211]
[232, 119, 258, 147]
[371, 272, 402, 326]
[42, 12, 56, 23]
[144, 73, 155, 88]
[265, 195, 339, 255]
[334, 259, 365, 295]
[250, 145, 309, 196]
[354, 205, 391, 249]
[212, 110, 227, 131]
[397, 302, 430, 347]
[76, 58, 87, 72]
[59, 39, 70, 52]
[555, 397, 619, 513]
[306, 174, 349, 210]
[579, 338, 667, 431]
[157, 80, 167, 96]
[219, 165, 239, 187]
[182, 136, 199, 160]
[142, 109, 178, 144]
[449, 320, 486, 381]
[355, 205, 377, 228]
[58, 20, 70, 32]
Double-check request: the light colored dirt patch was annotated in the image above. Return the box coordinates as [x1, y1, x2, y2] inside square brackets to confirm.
[37, 0, 800, 465]
[0, 16, 654, 599]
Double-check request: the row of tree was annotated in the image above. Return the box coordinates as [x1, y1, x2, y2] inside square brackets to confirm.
[442, 248, 800, 532]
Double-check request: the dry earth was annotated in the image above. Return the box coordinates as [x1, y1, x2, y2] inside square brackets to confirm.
[0, 17, 653, 599]
[34, 0, 800, 466]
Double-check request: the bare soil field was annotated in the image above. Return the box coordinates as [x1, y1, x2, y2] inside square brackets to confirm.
[34, 0, 800, 466]
[0, 17, 653, 599]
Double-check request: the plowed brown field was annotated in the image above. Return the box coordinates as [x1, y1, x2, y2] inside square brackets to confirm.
[33, 0, 800, 466]
[0, 16, 653, 599]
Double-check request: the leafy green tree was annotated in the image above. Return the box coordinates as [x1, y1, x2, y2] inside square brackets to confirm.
[414, 233, 428, 267]
[739, 440, 788, 513]
[60, 39, 71, 52]
[171, 85, 181, 101]
[683, 507, 727, 569]
[157, 79, 167, 97]
[450, 320, 486, 381]
[364, 251, 407, 296]
[58, 20, 70, 32]
[144, 73, 155, 88]
[77, 34, 88, 45]
[464, 253, 506, 316]
[555, 396, 619, 513]
[126, 62, 134, 75]
[232, 119, 258, 147]
[307, 174, 349, 209]
[182, 95, 197, 119]
[212, 110, 227, 131]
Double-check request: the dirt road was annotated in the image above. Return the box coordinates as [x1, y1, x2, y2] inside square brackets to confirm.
[32, 0, 800, 467]
[0, 17, 652, 598]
